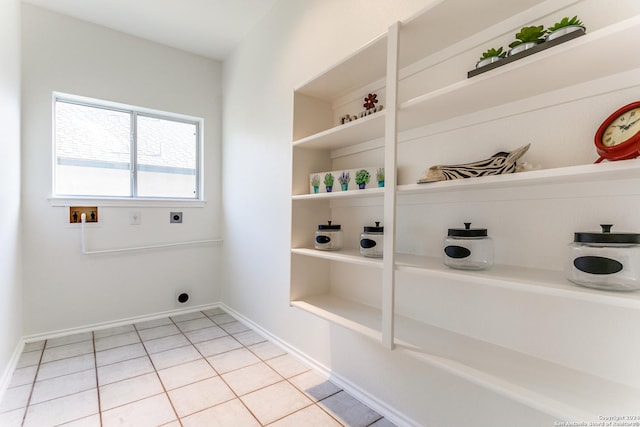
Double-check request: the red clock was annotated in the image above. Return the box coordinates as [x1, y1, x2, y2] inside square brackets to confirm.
[594, 101, 640, 163]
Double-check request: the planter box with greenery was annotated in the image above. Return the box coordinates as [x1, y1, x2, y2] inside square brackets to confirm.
[468, 16, 586, 78]
[308, 167, 381, 194]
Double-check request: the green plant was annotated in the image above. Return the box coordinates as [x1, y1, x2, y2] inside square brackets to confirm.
[376, 168, 385, 182]
[509, 25, 546, 48]
[355, 169, 370, 185]
[338, 171, 350, 185]
[479, 47, 506, 61]
[548, 16, 583, 32]
[323, 172, 334, 187]
[311, 174, 320, 187]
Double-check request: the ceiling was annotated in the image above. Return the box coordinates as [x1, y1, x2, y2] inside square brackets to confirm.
[22, 0, 278, 60]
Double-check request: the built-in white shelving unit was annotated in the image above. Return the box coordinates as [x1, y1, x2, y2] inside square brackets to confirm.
[290, 0, 640, 420]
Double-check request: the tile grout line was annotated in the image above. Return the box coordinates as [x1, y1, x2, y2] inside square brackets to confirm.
[133, 320, 184, 427]
[175, 310, 266, 426]
[171, 311, 259, 423]
[92, 331, 103, 427]
[20, 341, 47, 427]
[366, 415, 385, 426]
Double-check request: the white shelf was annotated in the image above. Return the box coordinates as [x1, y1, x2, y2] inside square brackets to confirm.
[397, 159, 640, 195]
[295, 33, 387, 101]
[398, 16, 640, 131]
[395, 253, 640, 310]
[292, 111, 385, 150]
[292, 186, 384, 201]
[292, 247, 383, 269]
[290, 294, 382, 341]
[393, 314, 640, 420]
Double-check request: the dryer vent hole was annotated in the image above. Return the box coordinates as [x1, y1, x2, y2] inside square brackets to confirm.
[177, 293, 189, 303]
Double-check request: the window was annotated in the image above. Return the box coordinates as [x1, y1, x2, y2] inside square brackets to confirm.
[53, 93, 202, 199]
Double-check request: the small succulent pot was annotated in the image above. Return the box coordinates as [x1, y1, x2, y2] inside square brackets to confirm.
[546, 25, 585, 42]
[323, 173, 334, 192]
[508, 25, 546, 56]
[337, 171, 350, 191]
[310, 174, 321, 194]
[508, 42, 538, 56]
[375, 168, 384, 188]
[355, 169, 370, 190]
[476, 56, 502, 69]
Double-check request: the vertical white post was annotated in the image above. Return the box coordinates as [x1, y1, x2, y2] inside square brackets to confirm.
[382, 22, 399, 350]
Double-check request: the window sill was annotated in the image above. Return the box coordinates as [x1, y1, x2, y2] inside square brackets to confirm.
[49, 196, 207, 208]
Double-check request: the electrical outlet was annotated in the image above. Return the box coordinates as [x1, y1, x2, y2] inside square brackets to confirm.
[70, 206, 98, 223]
[170, 212, 183, 223]
[129, 211, 141, 225]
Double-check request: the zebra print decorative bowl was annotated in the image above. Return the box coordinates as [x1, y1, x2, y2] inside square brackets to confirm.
[417, 144, 530, 183]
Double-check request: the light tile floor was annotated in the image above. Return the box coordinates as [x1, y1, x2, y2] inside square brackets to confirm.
[0, 308, 395, 427]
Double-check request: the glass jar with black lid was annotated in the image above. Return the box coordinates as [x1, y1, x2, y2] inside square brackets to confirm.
[443, 222, 493, 270]
[315, 221, 343, 251]
[567, 224, 640, 291]
[360, 222, 383, 258]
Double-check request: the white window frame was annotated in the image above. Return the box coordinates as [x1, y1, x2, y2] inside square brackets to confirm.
[50, 92, 205, 206]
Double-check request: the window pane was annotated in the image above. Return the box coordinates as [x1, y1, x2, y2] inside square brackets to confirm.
[53, 94, 202, 200]
[55, 101, 131, 196]
[136, 116, 197, 198]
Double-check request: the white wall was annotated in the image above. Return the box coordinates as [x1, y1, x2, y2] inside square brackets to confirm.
[0, 0, 23, 393]
[221, 1, 556, 425]
[21, 4, 223, 336]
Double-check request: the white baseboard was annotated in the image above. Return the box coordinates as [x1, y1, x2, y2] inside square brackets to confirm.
[21, 302, 222, 343]
[0, 337, 26, 408]
[220, 303, 420, 427]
